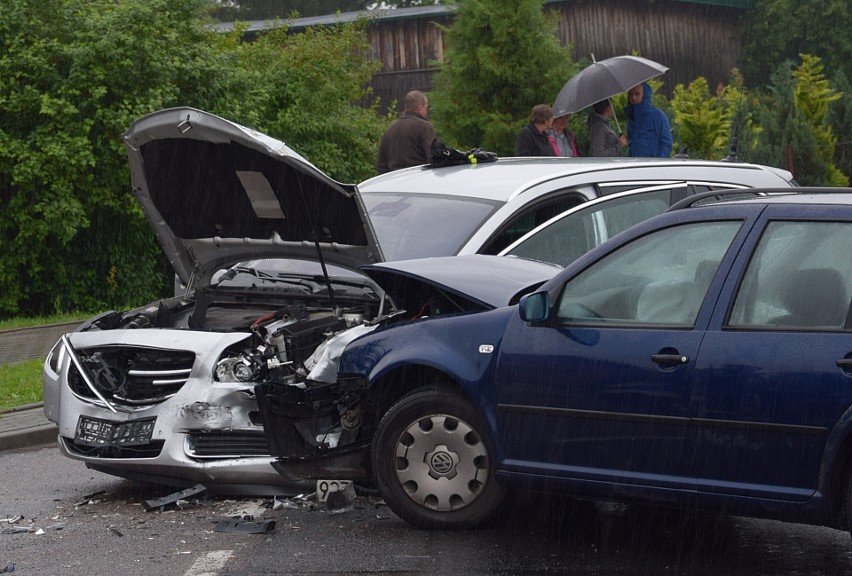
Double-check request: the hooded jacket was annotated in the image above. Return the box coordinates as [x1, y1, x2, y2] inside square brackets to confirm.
[625, 83, 673, 158]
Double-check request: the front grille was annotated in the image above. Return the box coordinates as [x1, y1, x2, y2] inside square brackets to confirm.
[68, 346, 195, 407]
[187, 431, 271, 457]
[63, 436, 165, 458]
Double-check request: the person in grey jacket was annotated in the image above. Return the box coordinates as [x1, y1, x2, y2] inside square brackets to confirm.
[376, 90, 436, 174]
[587, 99, 626, 157]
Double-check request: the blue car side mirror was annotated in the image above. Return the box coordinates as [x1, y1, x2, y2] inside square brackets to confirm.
[519, 291, 550, 322]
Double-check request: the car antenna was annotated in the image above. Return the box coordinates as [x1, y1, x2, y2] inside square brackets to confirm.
[720, 130, 739, 163]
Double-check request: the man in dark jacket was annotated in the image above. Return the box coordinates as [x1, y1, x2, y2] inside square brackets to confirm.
[625, 83, 672, 158]
[376, 90, 436, 174]
[514, 104, 557, 157]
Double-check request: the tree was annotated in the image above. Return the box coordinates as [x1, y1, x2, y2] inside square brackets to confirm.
[669, 74, 745, 161]
[827, 70, 852, 181]
[740, 56, 848, 186]
[0, 0, 389, 319]
[0, 0, 234, 316]
[428, 0, 576, 155]
[740, 0, 852, 88]
[227, 20, 390, 183]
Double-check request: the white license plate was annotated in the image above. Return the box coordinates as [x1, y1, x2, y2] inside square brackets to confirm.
[316, 480, 353, 502]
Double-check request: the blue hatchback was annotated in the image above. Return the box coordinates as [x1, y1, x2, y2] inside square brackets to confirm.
[334, 190, 852, 530]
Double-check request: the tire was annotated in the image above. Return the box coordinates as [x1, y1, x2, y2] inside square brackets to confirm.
[844, 473, 852, 538]
[371, 386, 505, 529]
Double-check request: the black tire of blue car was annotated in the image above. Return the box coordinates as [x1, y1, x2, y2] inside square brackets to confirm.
[844, 473, 852, 538]
[371, 386, 506, 529]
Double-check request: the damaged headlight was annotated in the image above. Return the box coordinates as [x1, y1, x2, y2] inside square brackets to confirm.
[216, 355, 262, 382]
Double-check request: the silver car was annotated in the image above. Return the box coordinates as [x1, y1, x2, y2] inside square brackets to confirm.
[359, 156, 796, 262]
[43, 107, 797, 495]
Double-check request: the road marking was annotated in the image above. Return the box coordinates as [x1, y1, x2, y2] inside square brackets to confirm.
[183, 550, 233, 576]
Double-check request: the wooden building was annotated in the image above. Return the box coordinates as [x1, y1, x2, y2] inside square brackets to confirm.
[226, 0, 755, 111]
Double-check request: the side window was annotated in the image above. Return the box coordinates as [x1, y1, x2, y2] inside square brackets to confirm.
[503, 189, 672, 267]
[556, 221, 742, 326]
[480, 194, 585, 255]
[729, 222, 852, 329]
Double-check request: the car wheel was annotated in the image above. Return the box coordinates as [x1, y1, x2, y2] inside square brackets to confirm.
[844, 473, 852, 538]
[372, 386, 505, 529]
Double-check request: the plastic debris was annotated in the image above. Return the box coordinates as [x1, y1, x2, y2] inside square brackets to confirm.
[0, 563, 14, 573]
[143, 484, 206, 512]
[325, 483, 356, 514]
[75, 490, 106, 507]
[0, 526, 36, 535]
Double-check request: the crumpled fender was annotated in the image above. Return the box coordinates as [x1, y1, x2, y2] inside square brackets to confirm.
[338, 307, 516, 396]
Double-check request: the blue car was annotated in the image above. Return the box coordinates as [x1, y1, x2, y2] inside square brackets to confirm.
[263, 188, 852, 531]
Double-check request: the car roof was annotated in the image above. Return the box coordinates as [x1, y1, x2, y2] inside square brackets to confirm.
[357, 157, 795, 202]
[730, 190, 852, 205]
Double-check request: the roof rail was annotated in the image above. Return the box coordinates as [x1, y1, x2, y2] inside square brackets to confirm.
[666, 188, 798, 212]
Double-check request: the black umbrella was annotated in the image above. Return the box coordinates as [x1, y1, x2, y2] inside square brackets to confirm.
[553, 55, 669, 117]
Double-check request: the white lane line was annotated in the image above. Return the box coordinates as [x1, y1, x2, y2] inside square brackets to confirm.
[183, 550, 233, 576]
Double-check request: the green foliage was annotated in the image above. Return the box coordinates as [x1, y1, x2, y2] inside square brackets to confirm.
[740, 0, 852, 89]
[228, 20, 390, 182]
[670, 75, 742, 160]
[792, 55, 847, 186]
[739, 56, 849, 186]
[428, 0, 577, 155]
[827, 71, 852, 181]
[0, 0, 231, 317]
[0, 0, 389, 319]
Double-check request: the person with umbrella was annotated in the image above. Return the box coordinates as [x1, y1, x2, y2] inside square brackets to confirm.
[552, 55, 670, 157]
[625, 82, 672, 158]
[588, 99, 626, 157]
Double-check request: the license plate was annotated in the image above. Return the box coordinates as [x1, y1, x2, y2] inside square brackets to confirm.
[316, 480, 353, 502]
[75, 416, 156, 446]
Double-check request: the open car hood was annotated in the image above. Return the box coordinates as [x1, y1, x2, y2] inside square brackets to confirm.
[361, 254, 562, 311]
[123, 107, 383, 285]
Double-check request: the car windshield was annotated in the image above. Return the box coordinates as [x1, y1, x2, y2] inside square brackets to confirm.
[362, 192, 500, 261]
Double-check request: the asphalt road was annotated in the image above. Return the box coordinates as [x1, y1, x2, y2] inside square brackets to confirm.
[3, 446, 852, 575]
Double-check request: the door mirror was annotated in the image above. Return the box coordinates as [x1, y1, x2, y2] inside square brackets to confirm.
[519, 291, 550, 322]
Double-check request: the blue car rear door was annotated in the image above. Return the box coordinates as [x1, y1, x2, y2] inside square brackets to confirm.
[691, 204, 852, 501]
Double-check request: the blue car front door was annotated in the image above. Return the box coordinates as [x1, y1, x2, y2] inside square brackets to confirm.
[495, 220, 744, 491]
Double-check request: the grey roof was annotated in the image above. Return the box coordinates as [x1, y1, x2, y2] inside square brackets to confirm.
[213, 5, 455, 36]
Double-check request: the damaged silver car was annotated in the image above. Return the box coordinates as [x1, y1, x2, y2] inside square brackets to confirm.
[42, 107, 391, 494]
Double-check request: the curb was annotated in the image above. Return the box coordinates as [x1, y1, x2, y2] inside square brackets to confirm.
[0, 403, 58, 452]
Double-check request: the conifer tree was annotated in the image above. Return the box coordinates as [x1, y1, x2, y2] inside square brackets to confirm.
[428, 0, 576, 155]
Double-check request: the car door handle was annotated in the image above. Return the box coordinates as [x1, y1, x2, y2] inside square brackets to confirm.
[651, 354, 689, 366]
[837, 358, 852, 369]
